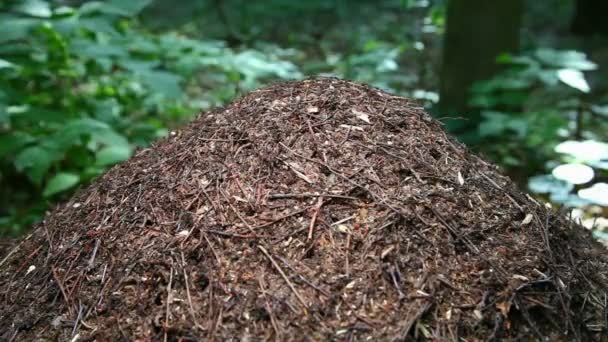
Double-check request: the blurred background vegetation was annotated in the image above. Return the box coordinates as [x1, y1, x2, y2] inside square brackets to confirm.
[0, 0, 606, 239]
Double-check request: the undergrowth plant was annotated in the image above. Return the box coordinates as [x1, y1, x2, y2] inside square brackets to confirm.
[470, 48, 607, 233]
[0, 0, 300, 234]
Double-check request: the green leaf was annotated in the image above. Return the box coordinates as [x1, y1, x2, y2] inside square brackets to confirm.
[0, 58, 16, 69]
[99, 0, 152, 17]
[535, 49, 597, 71]
[14, 0, 52, 18]
[43, 172, 80, 197]
[140, 70, 183, 99]
[479, 111, 509, 137]
[14, 145, 57, 184]
[557, 69, 590, 93]
[551, 163, 594, 185]
[0, 16, 40, 43]
[95, 145, 132, 166]
[578, 183, 608, 206]
[528, 174, 573, 195]
[554, 140, 608, 162]
[593, 230, 608, 241]
[50, 118, 130, 153]
[78, 17, 119, 35]
[72, 39, 129, 58]
[0, 132, 35, 158]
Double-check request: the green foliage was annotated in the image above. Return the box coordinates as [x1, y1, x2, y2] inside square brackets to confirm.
[0, 0, 300, 234]
[470, 49, 607, 209]
[470, 49, 601, 166]
[160, 0, 444, 99]
[528, 140, 608, 207]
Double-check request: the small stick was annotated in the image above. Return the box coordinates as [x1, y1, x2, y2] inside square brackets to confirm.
[345, 233, 351, 277]
[257, 245, 308, 313]
[480, 172, 523, 211]
[164, 267, 174, 342]
[221, 190, 257, 236]
[181, 252, 205, 331]
[87, 239, 100, 269]
[52, 267, 74, 316]
[0, 233, 34, 268]
[276, 256, 330, 297]
[71, 301, 84, 338]
[308, 197, 324, 240]
[205, 230, 257, 239]
[258, 274, 282, 340]
[254, 208, 308, 230]
[331, 215, 355, 226]
[269, 193, 358, 201]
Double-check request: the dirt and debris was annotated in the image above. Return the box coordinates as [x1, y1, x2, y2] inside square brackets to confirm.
[1, 78, 607, 341]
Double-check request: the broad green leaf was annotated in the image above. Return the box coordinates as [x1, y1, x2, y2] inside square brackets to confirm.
[43, 172, 80, 197]
[549, 193, 590, 207]
[555, 140, 608, 162]
[98, 0, 152, 16]
[14, 145, 58, 184]
[591, 105, 608, 117]
[0, 16, 40, 43]
[107, 0, 152, 17]
[552, 163, 594, 185]
[72, 40, 129, 58]
[0, 132, 35, 158]
[578, 183, 608, 206]
[0, 59, 16, 69]
[140, 70, 183, 99]
[53, 6, 76, 16]
[535, 49, 597, 71]
[479, 111, 509, 137]
[593, 230, 608, 241]
[557, 69, 590, 93]
[13, 108, 66, 125]
[14, 0, 52, 18]
[78, 17, 119, 35]
[0, 106, 7, 124]
[95, 145, 132, 166]
[528, 174, 573, 194]
[58, 118, 129, 149]
[119, 60, 160, 73]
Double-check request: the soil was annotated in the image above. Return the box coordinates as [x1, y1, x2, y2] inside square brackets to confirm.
[1, 78, 606, 341]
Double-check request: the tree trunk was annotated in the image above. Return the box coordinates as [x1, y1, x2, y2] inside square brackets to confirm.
[571, 0, 608, 36]
[438, 0, 523, 135]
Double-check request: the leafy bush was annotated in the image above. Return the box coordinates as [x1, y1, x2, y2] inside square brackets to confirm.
[470, 48, 607, 233]
[470, 49, 605, 170]
[0, 0, 300, 234]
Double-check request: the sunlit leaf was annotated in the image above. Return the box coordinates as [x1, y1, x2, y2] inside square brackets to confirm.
[555, 140, 608, 162]
[528, 174, 573, 194]
[590, 105, 608, 118]
[552, 163, 594, 185]
[578, 183, 608, 206]
[535, 49, 597, 71]
[99, 0, 152, 17]
[95, 145, 132, 166]
[593, 230, 608, 241]
[43, 172, 80, 197]
[14, 0, 52, 18]
[0, 59, 16, 69]
[550, 192, 590, 207]
[557, 69, 590, 93]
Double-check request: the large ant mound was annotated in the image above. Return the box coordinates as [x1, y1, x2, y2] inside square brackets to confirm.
[1, 78, 606, 341]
